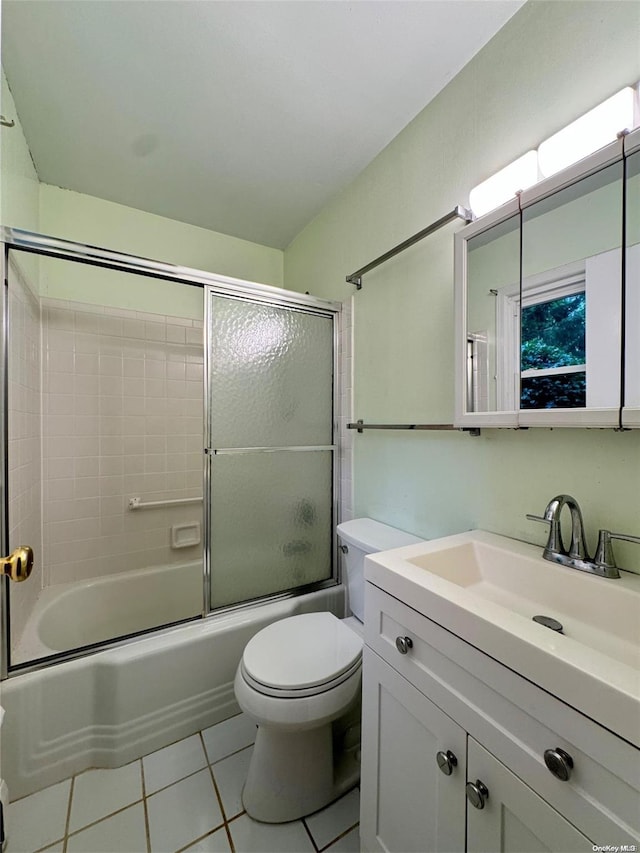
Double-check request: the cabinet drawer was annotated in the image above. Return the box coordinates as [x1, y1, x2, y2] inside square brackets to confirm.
[365, 582, 640, 844]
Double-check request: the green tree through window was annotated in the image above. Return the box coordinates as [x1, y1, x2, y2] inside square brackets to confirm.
[521, 293, 586, 408]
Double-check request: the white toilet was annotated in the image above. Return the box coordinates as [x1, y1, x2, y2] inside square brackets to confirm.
[234, 518, 423, 823]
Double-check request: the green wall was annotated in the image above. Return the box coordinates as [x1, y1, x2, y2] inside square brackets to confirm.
[39, 184, 284, 296]
[0, 69, 39, 232]
[2, 65, 284, 317]
[283, 1, 640, 572]
[36, 186, 284, 319]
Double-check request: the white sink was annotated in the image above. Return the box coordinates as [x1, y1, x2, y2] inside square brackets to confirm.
[365, 530, 640, 746]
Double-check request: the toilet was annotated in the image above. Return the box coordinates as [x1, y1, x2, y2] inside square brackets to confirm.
[234, 517, 423, 823]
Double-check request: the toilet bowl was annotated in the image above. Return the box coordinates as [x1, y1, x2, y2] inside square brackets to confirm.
[235, 611, 362, 823]
[235, 518, 423, 823]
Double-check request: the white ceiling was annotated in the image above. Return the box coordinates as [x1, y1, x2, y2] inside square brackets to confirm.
[1, 0, 525, 249]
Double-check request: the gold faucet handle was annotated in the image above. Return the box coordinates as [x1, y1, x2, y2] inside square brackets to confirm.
[2, 545, 34, 582]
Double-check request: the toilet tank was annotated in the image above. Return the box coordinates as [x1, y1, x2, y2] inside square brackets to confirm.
[337, 518, 424, 623]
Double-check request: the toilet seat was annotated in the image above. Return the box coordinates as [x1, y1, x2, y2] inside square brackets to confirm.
[241, 612, 363, 698]
[240, 656, 362, 698]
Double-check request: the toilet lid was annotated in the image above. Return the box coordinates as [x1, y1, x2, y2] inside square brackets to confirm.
[242, 612, 363, 692]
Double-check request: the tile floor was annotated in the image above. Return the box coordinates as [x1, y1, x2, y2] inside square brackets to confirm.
[6, 713, 360, 853]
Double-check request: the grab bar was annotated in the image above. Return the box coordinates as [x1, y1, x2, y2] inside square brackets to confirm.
[128, 496, 203, 510]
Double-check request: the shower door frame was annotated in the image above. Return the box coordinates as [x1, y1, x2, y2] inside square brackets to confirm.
[0, 226, 342, 679]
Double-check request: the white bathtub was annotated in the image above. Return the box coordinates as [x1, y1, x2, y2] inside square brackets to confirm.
[2, 570, 343, 799]
[13, 560, 205, 664]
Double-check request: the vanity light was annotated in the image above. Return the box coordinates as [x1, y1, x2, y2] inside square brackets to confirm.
[538, 87, 635, 178]
[469, 150, 538, 217]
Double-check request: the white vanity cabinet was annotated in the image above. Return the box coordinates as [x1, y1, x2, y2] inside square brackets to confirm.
[360, 582, 640, 853]
[465, 739, 591, 852]
[360, 646, 466, 852]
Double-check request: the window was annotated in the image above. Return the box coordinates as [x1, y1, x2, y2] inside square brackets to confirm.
[495, 250, 619, 412]
[520, 290, 586, 409]
[496, 261, 589, 411]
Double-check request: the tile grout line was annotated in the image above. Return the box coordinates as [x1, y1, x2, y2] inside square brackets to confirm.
[207, 738, 257, 768]
[62, 774, 74, 853]
[302, 816, 321, 853]
[144, 761, 209, 798]
[174, 823, 227, 853]
[317, 820, 360, 852]
[63, 799, 146, 843]
[141, 758, 152, 853]
[200, 730, 236, 852]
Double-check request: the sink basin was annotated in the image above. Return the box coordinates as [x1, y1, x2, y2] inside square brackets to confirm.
[365, 530, 640, 746]
[406, 538, 639, 667]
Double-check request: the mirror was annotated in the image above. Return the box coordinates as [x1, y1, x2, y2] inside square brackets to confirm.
[519, 159, 623, 424]
[624, 146, 640, 426]
[455, 142, 628, 429]
[465, 213, 520, 418]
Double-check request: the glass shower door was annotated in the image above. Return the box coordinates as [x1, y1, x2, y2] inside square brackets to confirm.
[4, 247, 206, 670]
[206, 290, 337, 609]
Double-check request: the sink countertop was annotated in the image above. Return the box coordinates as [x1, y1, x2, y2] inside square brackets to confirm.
[365, 530, 640, 748]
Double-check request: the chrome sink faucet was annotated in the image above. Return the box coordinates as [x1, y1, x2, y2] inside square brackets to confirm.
[526, 494, 640, 579]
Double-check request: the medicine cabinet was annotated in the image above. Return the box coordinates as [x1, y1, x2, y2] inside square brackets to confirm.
[455, 128, 639, 429]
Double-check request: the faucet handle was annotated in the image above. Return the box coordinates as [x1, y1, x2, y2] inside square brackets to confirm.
[526, 513, 564, 557]
[594, 530, 640, 577]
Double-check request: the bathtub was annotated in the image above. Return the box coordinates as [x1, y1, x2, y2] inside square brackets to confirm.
[12, 560, 205, 664]
[2, 570, 344, 800]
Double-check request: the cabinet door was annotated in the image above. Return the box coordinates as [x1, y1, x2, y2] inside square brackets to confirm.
[360, 647, 466, 853]
[466, 739, 592, 853]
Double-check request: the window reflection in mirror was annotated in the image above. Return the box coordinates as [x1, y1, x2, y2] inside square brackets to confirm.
[466, 214, 520, 413]
[519, 161, 623, 410]
[520, 289, 586, 409]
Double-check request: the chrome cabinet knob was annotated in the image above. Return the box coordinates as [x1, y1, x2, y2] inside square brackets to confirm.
[544, 748, 574, 781]
[436, 750, 458, 776]
[395, 636, 413, 655]
[465, 779, 489, 809]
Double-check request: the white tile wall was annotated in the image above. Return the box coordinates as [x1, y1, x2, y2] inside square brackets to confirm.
[41, 299, 205, 585]
[7, 257, 43, 646]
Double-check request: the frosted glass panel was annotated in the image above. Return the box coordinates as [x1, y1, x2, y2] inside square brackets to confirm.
[208, 296, 333, 448]
[210, 451, 332, 608]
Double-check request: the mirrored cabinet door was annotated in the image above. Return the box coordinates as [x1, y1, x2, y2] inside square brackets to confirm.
[519, 151, 623, 426]
[454, 200, 520, 427]
[455, 139, 632, 429]
[623, 136, 640, 427]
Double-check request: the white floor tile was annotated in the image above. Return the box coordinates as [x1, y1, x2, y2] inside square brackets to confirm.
[228, 814, 315, 853]
[143, 734, 207, 794]
[202, 714, 256, 765]
[69, 761, 143, 832]
[181, 827, 232, 852]
[304, 787, 360, 850]
[66, 803, 147, 853]
[6, 779, 70, 853]
[324, 826, 360, 852]
[210, 745, 253, 819]
[147, 769, 223, 853]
